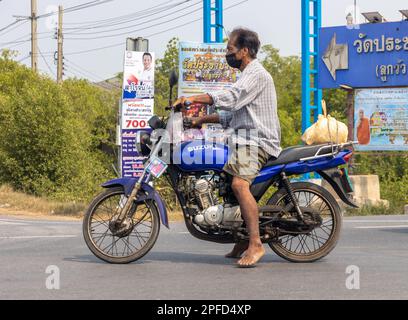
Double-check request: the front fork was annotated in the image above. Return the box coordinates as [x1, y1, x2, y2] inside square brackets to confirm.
[116, 135, 165, 223]
[116, 182, 143, 222]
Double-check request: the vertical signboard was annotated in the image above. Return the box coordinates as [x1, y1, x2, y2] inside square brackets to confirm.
[121, 51, 155, 178]
[354, 88, 408, 151]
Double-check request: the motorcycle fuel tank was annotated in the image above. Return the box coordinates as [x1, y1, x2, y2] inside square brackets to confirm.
[173, 140, 230, 172]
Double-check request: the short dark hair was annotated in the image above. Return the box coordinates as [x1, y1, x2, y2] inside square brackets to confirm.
[230, 28, 261, 59]
[143, 52, 152, 59]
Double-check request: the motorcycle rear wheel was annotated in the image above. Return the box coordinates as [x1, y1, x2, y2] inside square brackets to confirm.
[267, 182, 342, 263]
[83, 187, 160, 264]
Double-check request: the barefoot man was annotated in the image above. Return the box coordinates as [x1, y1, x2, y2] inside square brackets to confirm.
[174, 28, 282, 267]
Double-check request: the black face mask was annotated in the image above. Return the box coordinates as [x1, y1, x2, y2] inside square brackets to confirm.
[226, 52, 242, 69]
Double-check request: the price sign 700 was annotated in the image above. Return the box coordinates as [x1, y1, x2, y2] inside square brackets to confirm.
[125, 120, 148, 129]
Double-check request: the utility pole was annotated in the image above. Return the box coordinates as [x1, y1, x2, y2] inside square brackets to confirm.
[57, 5, 64, 84]
[30, 0, 38, 72]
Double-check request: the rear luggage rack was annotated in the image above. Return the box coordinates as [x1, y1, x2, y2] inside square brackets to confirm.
[300, 141, 359, 162]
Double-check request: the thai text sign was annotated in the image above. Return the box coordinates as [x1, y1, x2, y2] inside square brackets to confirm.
[319, 21, 408, 89]
[121, 51, 155, 178]
[354, 88, 408, 151]
[178, 42, 239, 98]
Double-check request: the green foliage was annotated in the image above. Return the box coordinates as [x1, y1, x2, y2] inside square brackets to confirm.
[155, 37, 179, 117]
[0, 51, 117, 201]
[352, 153, 408, 211]
[261, 45, 302, 148]
[323, 89, 348, 123]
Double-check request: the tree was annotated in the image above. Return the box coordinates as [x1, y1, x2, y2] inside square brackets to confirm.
[0, 51, 117, 201]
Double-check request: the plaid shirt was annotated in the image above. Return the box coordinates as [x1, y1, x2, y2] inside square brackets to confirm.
[209, 59, 282, 158]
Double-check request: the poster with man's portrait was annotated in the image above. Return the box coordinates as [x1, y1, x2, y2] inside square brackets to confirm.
[123, 51, 155, 100]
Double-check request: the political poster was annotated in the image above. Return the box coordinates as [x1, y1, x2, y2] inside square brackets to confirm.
[121, 51, 155, 178]
[354, 88, 408, 151]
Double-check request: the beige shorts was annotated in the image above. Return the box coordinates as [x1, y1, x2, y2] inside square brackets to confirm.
[223, 145, 271, 184]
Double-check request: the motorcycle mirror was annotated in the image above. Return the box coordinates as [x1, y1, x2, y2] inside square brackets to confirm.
[169, 69, 178, 88]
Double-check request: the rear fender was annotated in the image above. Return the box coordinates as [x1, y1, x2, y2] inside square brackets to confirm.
[317, 169, 359, 208]
[101, 178, 169, 228]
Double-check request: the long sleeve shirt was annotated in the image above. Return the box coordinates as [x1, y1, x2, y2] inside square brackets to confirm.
[208, 59, 282, 158]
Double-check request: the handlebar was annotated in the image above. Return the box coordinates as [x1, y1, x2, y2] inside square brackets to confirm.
[166, 100, 192, 112]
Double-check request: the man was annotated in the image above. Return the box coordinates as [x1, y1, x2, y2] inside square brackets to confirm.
[174, 28, 281, 267]
[357, 109, 370, 145]
[140, 52, 154, 84]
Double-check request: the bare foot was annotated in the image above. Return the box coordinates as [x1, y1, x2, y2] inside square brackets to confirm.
[225, 242, 249, 259]
[237, 245, 265, 268]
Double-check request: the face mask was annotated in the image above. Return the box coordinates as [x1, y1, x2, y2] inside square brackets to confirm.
[226, 52, 242, 69]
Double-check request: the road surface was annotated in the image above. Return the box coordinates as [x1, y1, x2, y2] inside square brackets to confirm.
[0, 214, 407, 300]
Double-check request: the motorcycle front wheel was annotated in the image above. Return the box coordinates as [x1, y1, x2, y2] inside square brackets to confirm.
[83, 187, 160, 264]
[267, 182, 342, 263]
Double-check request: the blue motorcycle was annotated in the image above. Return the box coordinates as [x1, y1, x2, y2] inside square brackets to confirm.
[83, 72, 358, 264]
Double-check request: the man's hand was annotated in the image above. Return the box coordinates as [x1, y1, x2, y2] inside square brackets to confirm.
[184, 117, 203, 129]
[173, 96, 194, 109]
[173, 94, 214, 109]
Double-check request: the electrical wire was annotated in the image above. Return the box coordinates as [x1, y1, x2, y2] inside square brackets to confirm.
[36, 0, 114, 19]
[64, 62, 121, 90]
[38, 46, 55, 77]
[64, 0, 188, 31]
[17, 54, 30, 63]
[12, 0, 249, 58]
[64, 0, 201, 37]
[65, 0, 195, 34]
[65, 57, 118, 85]
[63, 0, 174, 25]
[0, 20, 28, 37]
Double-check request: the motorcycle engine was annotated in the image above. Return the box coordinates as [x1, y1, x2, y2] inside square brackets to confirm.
[180, 175, 244, 229]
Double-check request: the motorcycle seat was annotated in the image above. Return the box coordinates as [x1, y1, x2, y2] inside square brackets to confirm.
[265, 144, 335, 167]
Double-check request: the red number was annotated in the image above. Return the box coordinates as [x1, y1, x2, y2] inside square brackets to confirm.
[125, 120, 147, 128]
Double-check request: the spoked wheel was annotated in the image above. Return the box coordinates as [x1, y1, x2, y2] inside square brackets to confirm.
[83, 187, 160, 264]
[267, 182, 342, 263]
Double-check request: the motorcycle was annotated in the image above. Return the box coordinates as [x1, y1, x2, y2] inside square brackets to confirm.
[83, 70, 359, 264]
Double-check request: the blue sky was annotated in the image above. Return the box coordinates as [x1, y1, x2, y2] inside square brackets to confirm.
[0, 0, 407, 81]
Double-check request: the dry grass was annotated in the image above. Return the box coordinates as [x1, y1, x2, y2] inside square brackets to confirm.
[0, 184, 185, 222]
[0, 184, 85, 220]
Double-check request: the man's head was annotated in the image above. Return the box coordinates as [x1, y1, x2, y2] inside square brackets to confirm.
[143, 53, 153, 70]
[226, 27, 261, 70]
[359, 109, 365, 120]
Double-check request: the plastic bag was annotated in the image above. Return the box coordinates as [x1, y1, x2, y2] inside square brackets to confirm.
[301, 100, 348, 145]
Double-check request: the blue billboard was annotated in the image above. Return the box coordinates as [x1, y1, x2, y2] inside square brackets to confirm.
[319, 21, 408, 89]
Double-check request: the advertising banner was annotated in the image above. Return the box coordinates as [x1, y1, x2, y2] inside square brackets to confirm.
[178, 41, 239, 98]
[354, 88, 408, 151]
[121, 51, 155, 178]
[178, 42, 239, 140]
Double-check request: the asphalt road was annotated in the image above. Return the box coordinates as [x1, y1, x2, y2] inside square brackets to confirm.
[0, 214, 408, 300]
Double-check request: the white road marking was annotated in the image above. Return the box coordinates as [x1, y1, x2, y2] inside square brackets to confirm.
[345, 220, 408, 223]
[355, 225, 408, 230]
[0, 235, 78, 240]
[0, 218, 79, 225]
[0, 221, 28, 226]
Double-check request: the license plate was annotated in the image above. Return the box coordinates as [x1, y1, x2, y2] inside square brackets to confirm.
[146, 157, 168, 178]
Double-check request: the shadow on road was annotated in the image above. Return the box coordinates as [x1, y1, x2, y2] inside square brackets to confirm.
[380, 228, 408, 234]
[64, 251, 289, 266]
